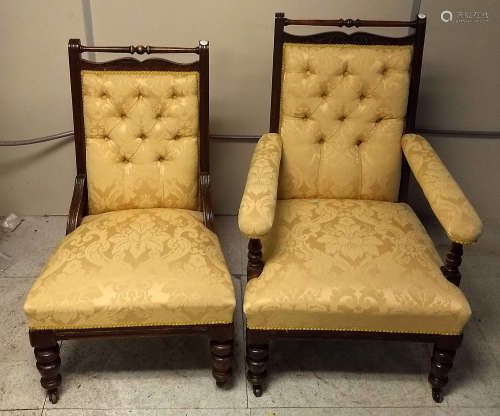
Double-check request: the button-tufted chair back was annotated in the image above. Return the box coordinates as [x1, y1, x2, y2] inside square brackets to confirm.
[68, 40, 209, 216]
[270, 15, 424, 202]
[83, 70, 200, 214]
[278, 43, 412, 201]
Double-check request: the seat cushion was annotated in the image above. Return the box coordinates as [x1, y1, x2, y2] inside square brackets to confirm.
[244, 199, 471, 335]
[24, 208, 235, 330]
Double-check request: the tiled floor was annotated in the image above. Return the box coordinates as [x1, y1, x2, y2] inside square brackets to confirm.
[0, 215, 499, 415]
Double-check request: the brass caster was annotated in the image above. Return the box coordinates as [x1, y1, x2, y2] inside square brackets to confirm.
[48, 389, 59, 404]
[432, 388, 443, 403]
[253, 384, 263, 397]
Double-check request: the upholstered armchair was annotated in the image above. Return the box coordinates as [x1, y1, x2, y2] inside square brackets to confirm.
[23, 39, 235, 403]
[239, 13, 482, 401]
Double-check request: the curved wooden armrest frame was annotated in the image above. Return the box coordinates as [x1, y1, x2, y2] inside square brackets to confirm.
[66, 174, 88, 234]
[200, 172, 215, 231]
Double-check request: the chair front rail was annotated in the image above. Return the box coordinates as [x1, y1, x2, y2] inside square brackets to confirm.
[29, 323, 233, 342]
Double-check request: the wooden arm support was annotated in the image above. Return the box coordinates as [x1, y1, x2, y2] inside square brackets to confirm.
[200, 172, 215, 231]
[247, 239, 264, 281]
[66, 174, 87, 235]
[440, 242, 463, 286]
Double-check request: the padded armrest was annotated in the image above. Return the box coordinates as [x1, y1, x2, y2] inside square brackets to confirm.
[238, 133, 282, 239]
[402, 134, 482, 244]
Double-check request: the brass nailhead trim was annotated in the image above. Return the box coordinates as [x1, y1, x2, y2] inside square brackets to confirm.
[29, 320, 233, 330]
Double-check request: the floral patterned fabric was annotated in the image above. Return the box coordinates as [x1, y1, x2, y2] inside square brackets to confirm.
[238, 133, 282, 238]
[278, 43, 413, 201]
[82, 70, 200, 214]
[244, 199, 471, 335]
[402, 134, 482, 244]
[24, 208, 235, 329]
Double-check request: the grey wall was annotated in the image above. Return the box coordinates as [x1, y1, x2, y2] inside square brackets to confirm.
[418, 0, 499, 131]
[0, 0, 498, 222]
[0, 0, 85, 215]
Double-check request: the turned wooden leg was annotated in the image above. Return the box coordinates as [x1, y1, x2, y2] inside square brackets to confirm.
[440, 242, 463, 286]
[428, 343, 457, 403]
[34, 343, 61, 404]
[210, 340, 233, 387]
[247, 239, 264, 281]
[247, 343, 269, 397]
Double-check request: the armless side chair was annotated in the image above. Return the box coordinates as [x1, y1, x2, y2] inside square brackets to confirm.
[238, 13, 482, 402]
[24, 39, 235, 403]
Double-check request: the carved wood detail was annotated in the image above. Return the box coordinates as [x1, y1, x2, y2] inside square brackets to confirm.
[80, 57, 199, 72]
[283, 17, 417, 28]
[200, 173, 215, 231]
[247, 239, 264, 280]
[66, 174, 87, 235]
[34, 343, 61, 404]
[246, 344, 269, 397]
[428, 344, 457, 403]
[210, 340, 233, 386]
[440, 242, 464, 286]
[283, 31, 415, 45]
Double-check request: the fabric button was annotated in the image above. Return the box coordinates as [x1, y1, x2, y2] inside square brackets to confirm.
[355, 138, 363, 146]
[339, 115, 346, 121]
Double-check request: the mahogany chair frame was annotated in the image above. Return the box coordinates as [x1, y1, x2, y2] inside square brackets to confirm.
[246, 13, 464, 403]
[29, 39, 233, 404]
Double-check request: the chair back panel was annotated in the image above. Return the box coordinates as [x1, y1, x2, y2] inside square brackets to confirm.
[278, 43, 413, 201]
[82, 70, 199, 214]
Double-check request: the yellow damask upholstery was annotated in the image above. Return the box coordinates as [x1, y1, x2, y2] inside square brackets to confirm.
[244, 199, 471, 335]
[24, 208, 235, 330]
[402, 134, 482, 244]
[82, 70, 200, 214]
[278, 43, 412, 201]
[238, 133, 282, 239]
